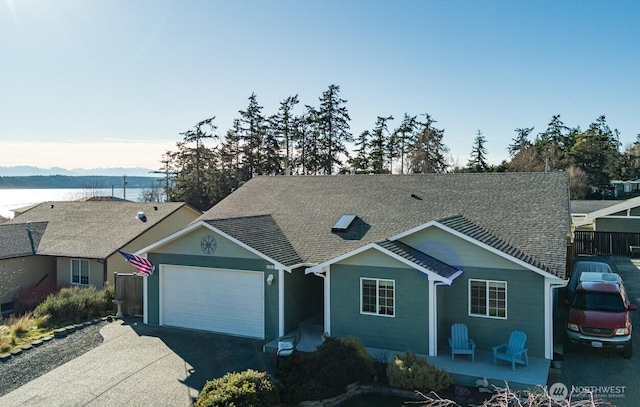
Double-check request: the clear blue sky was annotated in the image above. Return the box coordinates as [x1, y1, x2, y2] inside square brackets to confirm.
[1, 0, 638, 170]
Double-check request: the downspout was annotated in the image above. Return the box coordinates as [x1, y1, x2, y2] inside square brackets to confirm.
[312, 268, 330, 336]
[278, 268, 285, 337]
[545, 279, 568, 360]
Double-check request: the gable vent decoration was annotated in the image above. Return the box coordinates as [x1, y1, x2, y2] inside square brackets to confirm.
[332, 214, 357, 233]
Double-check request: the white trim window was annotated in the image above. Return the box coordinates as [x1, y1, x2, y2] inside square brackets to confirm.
[469, 279, 507, 319]
[361, 278, 395, 317]
[71, 259, 90, 286]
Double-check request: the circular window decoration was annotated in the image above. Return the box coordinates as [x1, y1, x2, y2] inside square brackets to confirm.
[201, 234, 217, 254]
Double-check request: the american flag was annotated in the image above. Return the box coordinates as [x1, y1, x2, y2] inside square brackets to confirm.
[118, 250, 154, 277]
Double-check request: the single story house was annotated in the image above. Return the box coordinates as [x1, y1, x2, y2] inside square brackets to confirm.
[0, 201, 199, 311]
[138, 173, 571, 362]
[572, 196, 640, 232]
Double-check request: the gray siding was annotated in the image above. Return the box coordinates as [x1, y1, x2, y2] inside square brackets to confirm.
[438, 266, 546, 358]
[147, 253, 279, 341]
[595, 217, 640, 233]
[330, 264, 430, 354]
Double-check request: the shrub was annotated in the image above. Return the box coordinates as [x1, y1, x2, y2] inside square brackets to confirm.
[33, 285, 114, 326]
[277, 336, 375, 404]
[13, 281, 61, 315]
[195, 369, 280, 407]
[386, 351, 452, 393]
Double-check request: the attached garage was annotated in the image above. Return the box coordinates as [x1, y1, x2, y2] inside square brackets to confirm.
[159, 265, 265, 339]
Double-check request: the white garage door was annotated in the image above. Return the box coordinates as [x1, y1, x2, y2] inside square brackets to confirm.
[161, 265, 264, 338]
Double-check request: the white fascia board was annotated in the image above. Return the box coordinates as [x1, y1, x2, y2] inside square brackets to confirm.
[305, 242, 458, 285]
[391, 221, 564, 281]
[136, 220, 291, 272]
[584, 196, 640, 221]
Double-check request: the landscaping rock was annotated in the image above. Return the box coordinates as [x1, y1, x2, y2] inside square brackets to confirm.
[53, 328, 67, 338]
[20, 344, 33, 352]
[31, 340, 44, 347]
[0, 353, 11, 362]
[9, 348, 23, 356]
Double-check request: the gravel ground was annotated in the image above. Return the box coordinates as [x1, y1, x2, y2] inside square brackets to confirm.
[0, 321, 109, 397]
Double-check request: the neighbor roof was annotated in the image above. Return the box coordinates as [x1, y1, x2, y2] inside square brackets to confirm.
[570, 200, 619, 215]
[0, 222, 48, 259]
[197, 173, 571, 278]
[572, 195, 640, 227]
[5, 201, 193, 259]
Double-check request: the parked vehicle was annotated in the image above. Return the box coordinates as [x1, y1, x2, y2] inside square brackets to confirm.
[566, 261, 613, 301]
[565, 272, 635, 358]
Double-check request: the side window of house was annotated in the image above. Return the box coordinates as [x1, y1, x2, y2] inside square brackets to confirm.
[469, 279, 506, 319]
[71, 259, 90, 285]
[361, 278, 395, 317]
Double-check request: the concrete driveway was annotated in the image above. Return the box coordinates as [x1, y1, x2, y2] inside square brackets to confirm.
[0, 320, 273, 407]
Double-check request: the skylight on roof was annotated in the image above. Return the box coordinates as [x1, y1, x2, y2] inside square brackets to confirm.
[332, 214, 357, 232]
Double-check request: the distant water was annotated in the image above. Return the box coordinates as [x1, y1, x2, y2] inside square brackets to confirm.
[0, 188, 146, 219]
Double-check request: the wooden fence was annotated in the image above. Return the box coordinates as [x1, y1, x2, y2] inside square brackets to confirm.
[573, 231, 640, 256]
[114, 273, 143, 317]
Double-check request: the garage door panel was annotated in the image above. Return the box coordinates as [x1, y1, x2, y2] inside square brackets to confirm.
[161, 266, 264, 338]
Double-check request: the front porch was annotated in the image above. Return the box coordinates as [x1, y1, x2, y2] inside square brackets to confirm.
[265, 327, 550, 391]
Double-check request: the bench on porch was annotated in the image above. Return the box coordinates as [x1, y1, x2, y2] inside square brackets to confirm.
[630, 246, 640, 258]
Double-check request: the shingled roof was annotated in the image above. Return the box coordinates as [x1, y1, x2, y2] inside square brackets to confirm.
[0, 222, 48, 259]
[198, 173, 571, 278]
[5, 201, 192, 259]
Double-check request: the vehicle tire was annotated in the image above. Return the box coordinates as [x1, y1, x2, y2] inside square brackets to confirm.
[622, 342, 632, 359]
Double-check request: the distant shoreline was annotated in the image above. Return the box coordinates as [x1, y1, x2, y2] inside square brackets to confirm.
[0, 175, 158, 189]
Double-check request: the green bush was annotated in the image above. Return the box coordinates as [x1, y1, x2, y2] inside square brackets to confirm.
[195, 369, 280, 407]
[386, 351, 451, 393]
[277, 336, 375, 404]
[33, 285, 114, 326]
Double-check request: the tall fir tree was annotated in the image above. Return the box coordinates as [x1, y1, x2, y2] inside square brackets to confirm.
[238, 93, 268, 178]
[408, 114, 449, 173]
[271, 95, 300, 175]
[369, 116, 394, 174]
[467, 130, 489, 172]
[349, 130, 371, 173]
[315, 84, 352, 174]
[394, 113, 418, 174]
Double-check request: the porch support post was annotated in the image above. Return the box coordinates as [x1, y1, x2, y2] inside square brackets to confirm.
[324, 266, 331, 336]
[143, 274, 148, 325]
[278, 268, 285, 337]
[428, 279, 437, 356]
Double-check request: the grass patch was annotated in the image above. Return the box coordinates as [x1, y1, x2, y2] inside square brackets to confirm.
[0, 313, 52, 353]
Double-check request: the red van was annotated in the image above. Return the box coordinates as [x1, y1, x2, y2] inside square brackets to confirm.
[565, 273, 635, 358]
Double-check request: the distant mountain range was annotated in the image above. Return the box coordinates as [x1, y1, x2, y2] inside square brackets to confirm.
[0, 166, 156, 177]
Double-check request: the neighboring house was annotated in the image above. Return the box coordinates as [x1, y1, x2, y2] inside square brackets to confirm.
[610, 179, 640, 197]
[3, 201, 200, 293]
[0, 221, 54, 311]
[572, 196, 640, 232]
[139, 173, 571, 362]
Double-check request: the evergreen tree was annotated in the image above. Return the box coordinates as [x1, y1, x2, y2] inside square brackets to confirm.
[238, 93, 268, 178]
[467, 130, 489, 172]
[394, 114, 418, 174]
[508, 127, 534, 157]
[169, 116, 219, 211]
[408, 114, 449, 173]
[315, 84, 352, 174]
[349, 130, 371, 173]
[535, 115, 570, 170]
[369, 116, 394, 174]
[569, 115, 622, 189]
[271, 95, 300, 175]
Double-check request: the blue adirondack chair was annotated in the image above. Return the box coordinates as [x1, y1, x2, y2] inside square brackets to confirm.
[448, 323, 476, 362]
[492, 330, 529, 370]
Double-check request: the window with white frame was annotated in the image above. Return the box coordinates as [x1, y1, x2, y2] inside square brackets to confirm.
[469, 279, 506, 319]
[361, 278, 395, 317]
[71, 259, 90, 285]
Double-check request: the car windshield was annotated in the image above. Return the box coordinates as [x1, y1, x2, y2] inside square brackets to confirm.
[572, 291, 626, 313]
